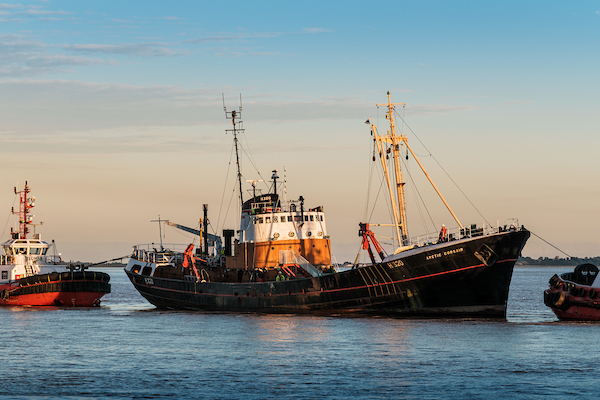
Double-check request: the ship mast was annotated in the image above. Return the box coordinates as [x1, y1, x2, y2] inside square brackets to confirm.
[372, 92, 409, 245]
[370, 92, 464, 246]
[223, 95, 245, 205]
[12, 181, 35, 239]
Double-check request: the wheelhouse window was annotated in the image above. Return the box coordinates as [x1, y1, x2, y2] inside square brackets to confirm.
[140, 266, 153, 276]
[30, 248, 41, 255]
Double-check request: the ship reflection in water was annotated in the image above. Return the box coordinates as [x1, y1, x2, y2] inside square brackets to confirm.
[0, 267, 597, 399]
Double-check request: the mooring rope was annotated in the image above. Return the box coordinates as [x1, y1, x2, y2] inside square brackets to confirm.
[530, 230, 575, 259]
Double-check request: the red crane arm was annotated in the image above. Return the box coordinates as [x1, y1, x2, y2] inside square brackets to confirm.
[359, 223, 386, 264]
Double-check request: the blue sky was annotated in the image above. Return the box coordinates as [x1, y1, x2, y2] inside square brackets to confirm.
[1, 1, 599, 262]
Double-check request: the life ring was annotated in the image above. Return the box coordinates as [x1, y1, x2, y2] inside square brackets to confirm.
[289, 231, 295, 237]
[552, 291, 566, 307]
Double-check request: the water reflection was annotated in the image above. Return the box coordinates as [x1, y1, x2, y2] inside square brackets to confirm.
[3, 266, 596, 399]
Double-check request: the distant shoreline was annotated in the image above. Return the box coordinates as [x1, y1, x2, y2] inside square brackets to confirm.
[517, 257, 600, 267]
[515, 265, 573, 268]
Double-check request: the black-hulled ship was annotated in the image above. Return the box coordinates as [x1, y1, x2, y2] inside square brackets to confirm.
[124, 93, 529, 317]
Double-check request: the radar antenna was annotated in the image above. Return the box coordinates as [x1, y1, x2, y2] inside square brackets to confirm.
[223, 94, 245, 205]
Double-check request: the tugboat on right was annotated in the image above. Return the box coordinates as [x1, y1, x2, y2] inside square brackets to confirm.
[544, 263, 600, 321]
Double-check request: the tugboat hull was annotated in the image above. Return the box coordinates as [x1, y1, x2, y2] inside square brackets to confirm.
[0, 271, 111, 307]
[125, 230, 529, 317]
[544, 264, 600, 321]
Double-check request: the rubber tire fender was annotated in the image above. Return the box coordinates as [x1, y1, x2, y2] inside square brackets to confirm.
[553, 291, 566, 308]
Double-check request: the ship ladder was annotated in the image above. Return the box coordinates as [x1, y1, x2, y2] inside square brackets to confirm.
[282, 265, 297, 278]
[25, 265, 34, 277]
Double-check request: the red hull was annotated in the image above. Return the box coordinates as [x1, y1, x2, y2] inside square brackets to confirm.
[0, 271, 111, 307]
[0, 290, 105, 307]
[544, 273, 600, 321]
[551, 304, 600, 321]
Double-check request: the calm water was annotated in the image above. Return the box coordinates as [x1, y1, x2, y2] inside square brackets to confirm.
[1, 267, 599, 399]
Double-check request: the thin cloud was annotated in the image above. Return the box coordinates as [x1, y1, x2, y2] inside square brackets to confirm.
[0, 33, 32, 40]
[38, 17, 78, 21]
[0, 37, 115, 77]
[0, 3, 24, 10]
[110, 18, 135, 23]
[302, 27, 334, 33]
[185, 31, 282, 44]
[406, 104, 477, 115]
[249, 52, 280, 56]
[503, 100, 534, 105]
[0, 37, 47, 51]
[64, 43, 187, 57]
[23, 9, 71, 15]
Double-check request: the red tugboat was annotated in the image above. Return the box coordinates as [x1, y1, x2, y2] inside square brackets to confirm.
[544, 263, 600, 321]
[0, 182, 110, 307]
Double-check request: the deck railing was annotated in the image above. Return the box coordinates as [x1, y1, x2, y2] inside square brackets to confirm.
[403, 218, 522, 248]
[131, 243, 190, 264]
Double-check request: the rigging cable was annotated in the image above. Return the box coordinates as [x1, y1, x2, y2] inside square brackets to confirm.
[1, 193, 18, 239]
[362, 136, 377, 221]
[530, 230, 575, 259]
[394, 108, 492, 228]
[166, 224, 199, 245]
[400, 146, 437, 234]
[216, 137, 237, 234]
[241, 129, 268, 190]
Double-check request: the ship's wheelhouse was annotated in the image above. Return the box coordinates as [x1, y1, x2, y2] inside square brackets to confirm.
[2, 239, 50, 256]
[239, 194, 328, 244]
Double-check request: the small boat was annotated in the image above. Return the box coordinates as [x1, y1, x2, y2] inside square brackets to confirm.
[544, 263, 600, 320]
[0, 182, 111, 307]
[124, 94, 529, 317]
